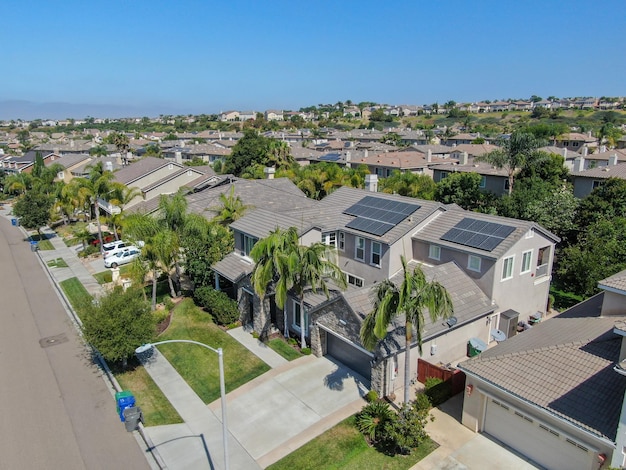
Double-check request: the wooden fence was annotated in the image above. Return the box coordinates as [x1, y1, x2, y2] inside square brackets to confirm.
[417, 358, 466, 395]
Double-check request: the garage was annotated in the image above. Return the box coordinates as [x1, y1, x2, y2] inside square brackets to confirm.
[484, 398, 595, 470]
[325, 332, 372, 382]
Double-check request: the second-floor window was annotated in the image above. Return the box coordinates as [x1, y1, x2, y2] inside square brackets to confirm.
[468, 255, 481, 272]
[355, 237, 365, 262]
[521, 250, 533, 274]
[502, 256, 514, 281]
[324, 232, 336, 247]
[371, 242, 381, 267]
[240, 233, 258, 257]
[338, 231, 345, 251]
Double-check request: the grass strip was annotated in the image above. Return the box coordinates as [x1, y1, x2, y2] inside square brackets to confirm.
[157, 298, 270, 403]
[267, 338, 302, 361]
[113, 359, 183, 426]
[59, 277, 93, 316]
[268, 416, 437, 470]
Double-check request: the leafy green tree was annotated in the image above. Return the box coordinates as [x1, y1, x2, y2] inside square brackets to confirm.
[80, 286, 154, 368]
[360, 255, 453, 403]
[523, 186, 578, 241]
[223, 130, 292, 176]
[278, 162, 367, 200]
[379, 171, 436, 200]
[435, 172, 486, 210]
[180, 214, 233, 288]
[517, 152, 568, 186]
[12, 188, 54, 237]
[475, 131, 545, 195]
[556, 217, 626, 297]
[575, 178, 626, 232]
[143, 144, 162, 157]
[3, 172, 33, 195]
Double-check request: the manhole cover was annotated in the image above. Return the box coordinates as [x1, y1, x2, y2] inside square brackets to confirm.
[39, 333, 69, 348]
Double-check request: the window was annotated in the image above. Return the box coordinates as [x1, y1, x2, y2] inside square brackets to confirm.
[240, 233, 258, 257]
[592, 180, 602, 189]
[468, 255, 481, 272]
[502, 256, 514, 280]
[429, 245, 441, 261]
[355, 237, 365, 261]
[338, 231, 345, 251]
[573, 142, 579, 147]
[521, 250, 533, 274]
[293, 299, 308, 333]
[371, 242, 381, 266]
[439, 171, 449, 180]
[479, 176, 486, 188]
[345, 273, 364, 288]
[504, 179, 510, 191]
[324, 232, 336, 247]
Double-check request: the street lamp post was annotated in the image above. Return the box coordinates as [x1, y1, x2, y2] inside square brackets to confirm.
[135, 340, 229, 470]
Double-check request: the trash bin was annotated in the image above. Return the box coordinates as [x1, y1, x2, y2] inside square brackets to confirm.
[11, 218, 17, 226]
[467, 337, 487, 357]
[115, 390, 136, 421]
[30, 241, 39, 252]
[123, 406, 143, 432]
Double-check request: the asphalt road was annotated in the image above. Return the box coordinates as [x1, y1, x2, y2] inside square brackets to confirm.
[0, 216, 150, 470]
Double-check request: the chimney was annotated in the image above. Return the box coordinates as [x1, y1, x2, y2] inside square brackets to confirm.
[427, 149, 432, 162]
[562, 148, 567, 160]
[345, 151, 352, 169]
[104, 161, 113, 172]
[365, 174, 378, 192]
[459, 151, 468, 165]
[583, 146, 589, 157]
[574, 156, 585, 172]
[70, 140, 74, 148]
[609, 153, 619, 166]
[175, 151, 182, 164]
[600, 145, 607, 153]
[364, 149, 369, 159]
[264, 167, 275, 180]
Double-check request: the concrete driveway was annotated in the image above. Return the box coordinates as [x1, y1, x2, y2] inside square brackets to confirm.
[212, 354, 368, 468]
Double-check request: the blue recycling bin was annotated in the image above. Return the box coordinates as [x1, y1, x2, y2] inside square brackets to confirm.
[11, 218, 17, 226]
[115, 391, 136, 422]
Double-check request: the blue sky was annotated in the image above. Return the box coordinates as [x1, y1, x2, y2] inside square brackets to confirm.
[1, 0, 624, 119]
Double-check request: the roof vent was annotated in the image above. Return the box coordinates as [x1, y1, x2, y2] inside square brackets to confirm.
[446, 316, 458, 328]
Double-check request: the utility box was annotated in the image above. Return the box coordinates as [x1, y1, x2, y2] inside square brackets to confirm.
[500, 309, 520, 339]
[115, 390, 136, 422]
[123, 406, 143, 432]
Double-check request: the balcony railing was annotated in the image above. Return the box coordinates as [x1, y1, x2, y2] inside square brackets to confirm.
[536, 263, 549, 278]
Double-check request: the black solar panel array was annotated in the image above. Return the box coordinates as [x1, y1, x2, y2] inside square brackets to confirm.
[343, 196, 421, 237]
[440, 217, 515, 252]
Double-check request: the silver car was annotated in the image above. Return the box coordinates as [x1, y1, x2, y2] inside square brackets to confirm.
[104, 247, 141, 268]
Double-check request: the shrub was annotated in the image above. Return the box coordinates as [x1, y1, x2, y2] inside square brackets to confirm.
[288, 337, 298, 346]
[384, 402, 431, 454]
[78, 245, 99, 258]
[356, 401, 396, 445]
[414, 391, 432, 411]
[365, 390, 379, 403]
[424, 377, 452, 406]
[163, 297, 175, 311]
[193, 286, 240, 325]
[301, 347, 311, 355]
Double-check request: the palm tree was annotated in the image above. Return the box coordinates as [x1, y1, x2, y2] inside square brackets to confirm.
[475, 131, 545, 195]
[110, 132, 130, 159]
[108, 184, 142, 239]
[360, 256, 453, 403]
[250, 227, 298, 338]
[3, 172, 33, 195]
[209, 185, 250, 225]
[151, 229, 180, 299]
[89, 144, 109, 157]
[290, 242, 347, 348]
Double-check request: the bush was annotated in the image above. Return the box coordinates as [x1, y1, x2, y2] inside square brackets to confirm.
[301, 347, 311, 355]
[356, 401, 395, 445]
[78, 245, 99, 258]
[193, 286, 240, 325]
[365, 390, 379, 403]
[424, 377, 452, 406]
[163, 297, 175, 311]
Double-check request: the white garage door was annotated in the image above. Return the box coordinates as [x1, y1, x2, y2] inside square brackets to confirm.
[484, 398, 594, 470]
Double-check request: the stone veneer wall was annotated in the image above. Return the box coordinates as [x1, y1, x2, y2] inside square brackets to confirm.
[237, 277, 286, 341]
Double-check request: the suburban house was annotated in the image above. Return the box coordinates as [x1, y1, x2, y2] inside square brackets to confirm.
[430, 153, 511, 196]
[219, 111, 240, 122]
[162, 143, 232, 164]
[0, 151, 62, 174]
[264, 110, 284, 121]
[553, 132, 599, 153]
[458, 268, 626, 470]
[348, 150, 452, 178]
[210, 176, 559, 397]
[106, 156, 217, 214]
[570, 154, 626, 198]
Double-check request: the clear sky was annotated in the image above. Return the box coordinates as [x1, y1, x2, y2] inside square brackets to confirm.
[1, 0, 624, 119]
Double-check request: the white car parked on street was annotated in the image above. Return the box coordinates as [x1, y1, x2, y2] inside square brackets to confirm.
[104, 246, 141, 268]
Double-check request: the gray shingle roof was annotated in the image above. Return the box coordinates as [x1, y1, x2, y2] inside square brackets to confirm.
[598, 268, 626, 293]
[459, 293, 626, 441]
[113, 156, 175, 185]
[212, 252, 254, 282]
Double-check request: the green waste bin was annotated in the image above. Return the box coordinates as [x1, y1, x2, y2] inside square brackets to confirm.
[115, 390, 135, 421]
[467, 338, 487, 357]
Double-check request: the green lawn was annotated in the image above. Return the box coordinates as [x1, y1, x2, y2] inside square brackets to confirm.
[37, 239, 55, 250]
[267, 416, 437, 470]
[268, 338, 302, 361]
[157, 298, 270, 403]
[94, 265, 132, 284]
[47, 258, 69, 268]
[113, 360, 183, 426]
[59, 277, 93, 315]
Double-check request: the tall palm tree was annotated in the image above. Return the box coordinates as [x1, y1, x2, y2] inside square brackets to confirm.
[151, 229, 180, 299]
[250, 227, 298, 338]
[475, 131, 545, 195]
[360, 256, 453, 403]
[290, 242, 347, 348]
[108, 184, 142, 239]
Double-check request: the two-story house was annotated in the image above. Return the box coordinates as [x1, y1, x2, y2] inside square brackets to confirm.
[211, 179, 559, 397]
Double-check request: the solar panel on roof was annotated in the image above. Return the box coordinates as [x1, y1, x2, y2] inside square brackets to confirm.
[343, 196, 420, 236]
[440, 217, 515, 252]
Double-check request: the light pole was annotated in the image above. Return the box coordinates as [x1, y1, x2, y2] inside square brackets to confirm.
[135, 340, 229, 470]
